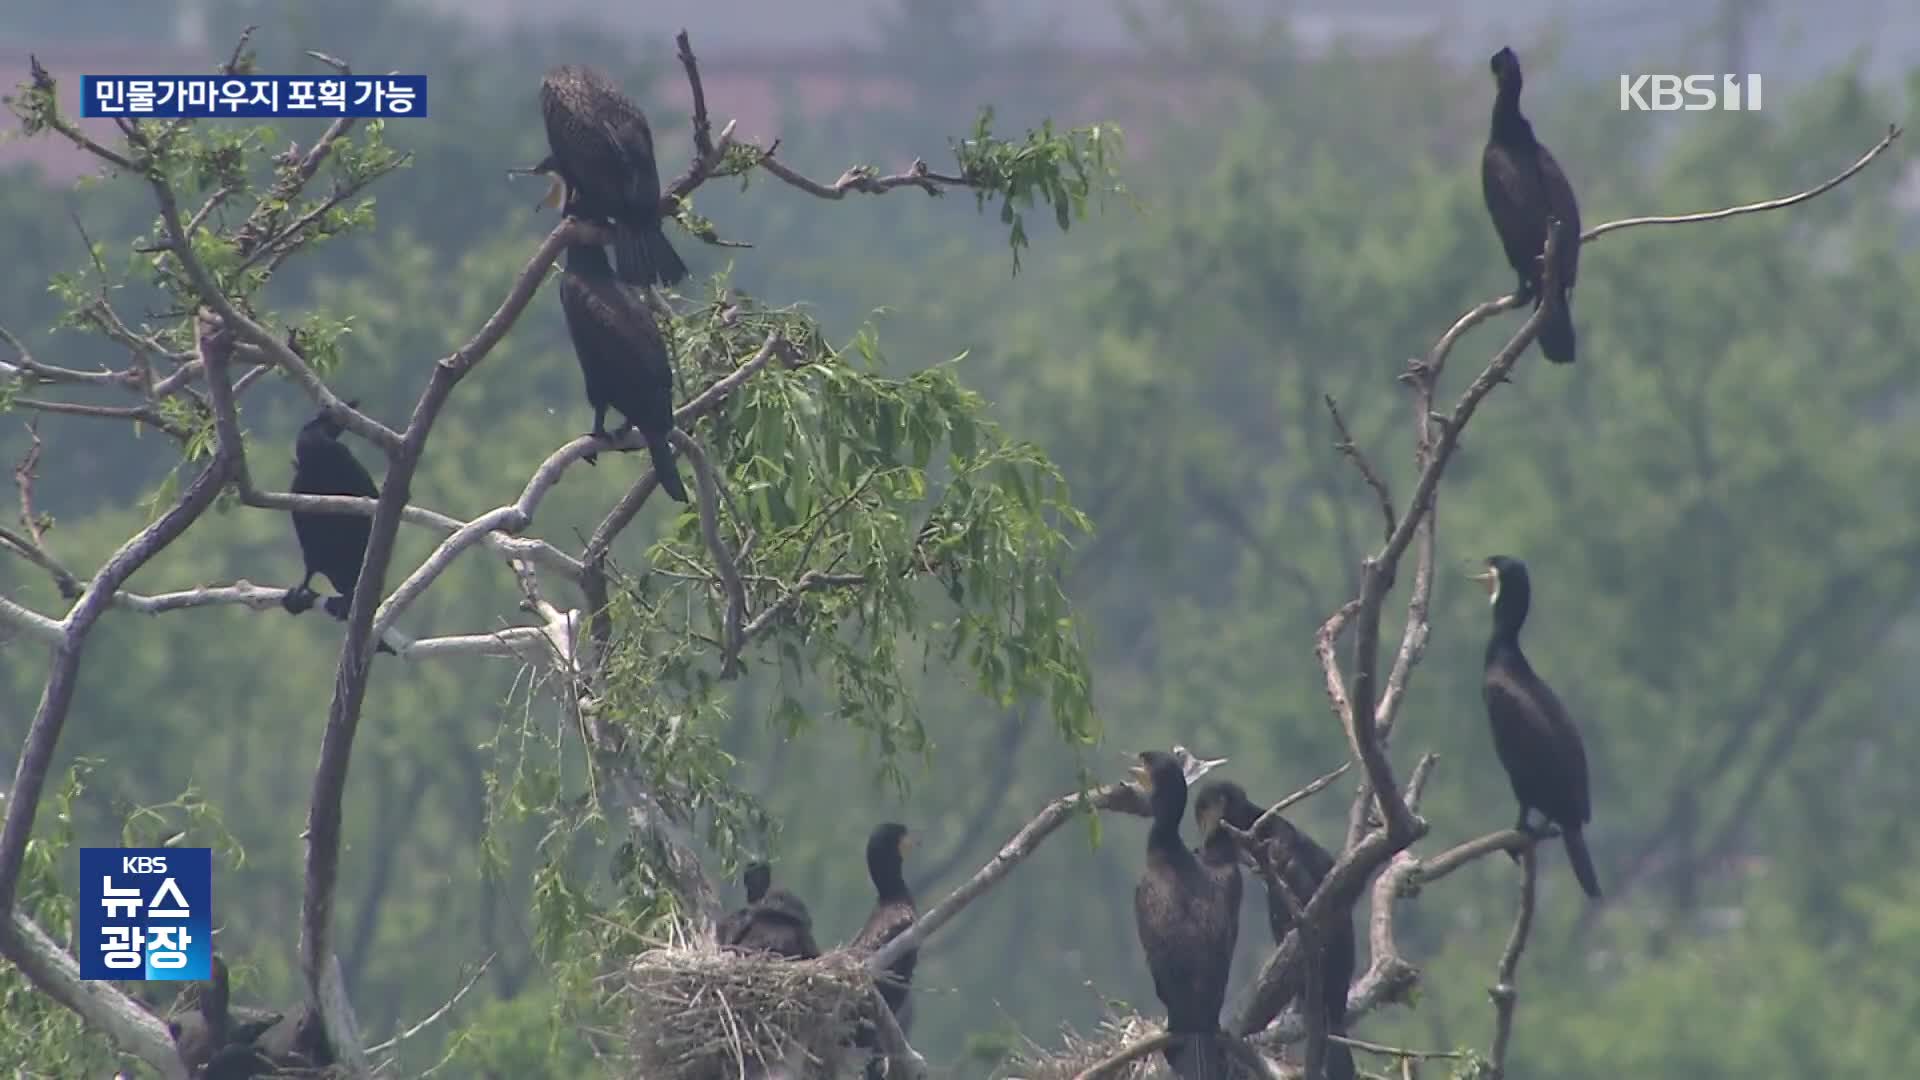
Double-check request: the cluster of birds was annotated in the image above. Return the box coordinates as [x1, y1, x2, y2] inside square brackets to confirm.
[712, 823, 920, 1079]
[262, 42, 1596, 1080]
[279, 63, 697, 635]
[166, 956, 332, 1079]
[1117, 46, 1599, 1080]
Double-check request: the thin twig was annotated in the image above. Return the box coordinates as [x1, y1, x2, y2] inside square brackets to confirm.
[1330, 1033, 1467, 1061]
[1247, 762, 1351, 841]
[1486, 848, 1538, 1080]
[866, 749, 1225, 977]
[362, 957, 493, 1055]
[1583, 124, 1902, 243]
[1070, 1030, 1175, 1080]
[1324, 394, 1394, 543]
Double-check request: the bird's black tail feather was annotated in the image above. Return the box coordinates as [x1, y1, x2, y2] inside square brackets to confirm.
[614, 220, 688, 288]
[321, 594, 398, 656]
[1325, 1030, 1357, 1080]
[1537, 290, 1576, 364]
[645, 428, 690, 503]
[1563, 824, 1602, 898]
[1164, 1032, 1229, 1080]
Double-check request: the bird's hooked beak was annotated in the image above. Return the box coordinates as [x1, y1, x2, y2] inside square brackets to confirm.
[897, 831, 916, 857]
[1129, 763, 1153, 793]
[1471, 566, 1500, 603]
[506, 164, 567, 211]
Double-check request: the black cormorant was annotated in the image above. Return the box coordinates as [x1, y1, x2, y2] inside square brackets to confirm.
[722, 861, 822, 960]
[284, 407, 396, 654]
[1193, 780, 1355, 1080]
[557, 243, 691, 502]
[716, 860, 771, 946]
[1482, 46, 1581, 364]
[1475, 555, 1602, 898]
[253, 1002, 333, 1069]
[168, 955, 294, 1078]
[849, 822, 918, 1076]
[1133, 751, 1240, 1080]
[537, 65, 688, 287]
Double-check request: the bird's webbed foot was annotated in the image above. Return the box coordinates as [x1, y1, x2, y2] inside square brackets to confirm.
[281, 584, 319, 615]
[1507, 808, 1540, 862]
[582, 428, 615, 467]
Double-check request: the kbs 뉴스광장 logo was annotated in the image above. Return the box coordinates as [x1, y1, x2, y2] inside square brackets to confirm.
[78, 847, 212, 981]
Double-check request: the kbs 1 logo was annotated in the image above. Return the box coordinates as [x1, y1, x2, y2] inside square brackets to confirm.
[78, 847, 212, 981]
[1619, 74, 1763, 112]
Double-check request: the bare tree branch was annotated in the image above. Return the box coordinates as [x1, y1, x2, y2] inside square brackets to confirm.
[864, 983, 930, 1080]
[1323, 394, 1394, 543]
[1, 912, 187, 1080]
[1583, 124, 1902, 243]
[0, 324, 125, 386]
[1233, 755, 1435, 1040]
[1485, 848, 1538, 1080]
[136, 149, 402, 456]
[295, 223, 586, 1075]
[363, 954, 493, 1058]
[755, 152, 969, 201]
[865, 747, 1223, 979]
[0, 593, 64, 643]
[0, 316, 244, 1080]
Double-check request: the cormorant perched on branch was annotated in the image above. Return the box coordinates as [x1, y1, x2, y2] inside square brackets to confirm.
[1474, 555, 1602, 899]
[536, 64, 687, 288]
[849, 823, 918, 1076]
[557, 242, 691, 502]
[1482, 46, 1582, 364]
[720, 860, 821, 960]
[1133, 751, 1240, 1080]
[1193, 780, 1355, 1080]
[284, 407, 393, 653]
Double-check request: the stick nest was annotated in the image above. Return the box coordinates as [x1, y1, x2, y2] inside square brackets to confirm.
[1001, 1011, 1167, 1080]
[620, 934, 879, 1080]
[1002, 1011, 1284, 1080]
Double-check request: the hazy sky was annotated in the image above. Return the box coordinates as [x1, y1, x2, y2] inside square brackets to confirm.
[406, 0, 1914, 79]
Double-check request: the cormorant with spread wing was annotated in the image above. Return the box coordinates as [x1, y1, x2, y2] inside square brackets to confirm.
[1475, 555, 1602, 898]
[1482, 45, 1582, 364]
[535, 64, 687, 287]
